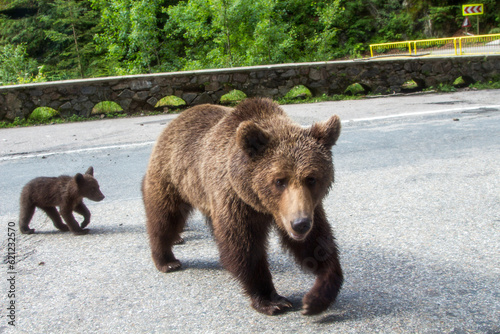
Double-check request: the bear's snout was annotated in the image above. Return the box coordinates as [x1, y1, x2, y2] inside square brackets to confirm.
[278, 185, 315, 241]
[287, 216, 313, 241]
[96, 193, 105, 201]
[291, 217, 312, 234]
[89, 191, 105, 202]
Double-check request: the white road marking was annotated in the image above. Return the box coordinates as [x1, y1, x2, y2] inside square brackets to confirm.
[2, 105, 498, 161]
[342, 105, 500, 123]
[0, 141, 155, 162]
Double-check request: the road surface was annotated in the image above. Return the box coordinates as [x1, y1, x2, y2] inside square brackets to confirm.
[1, 90, 499, 333]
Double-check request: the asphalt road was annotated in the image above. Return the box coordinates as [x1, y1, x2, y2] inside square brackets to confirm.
[1, 90, 499, 333]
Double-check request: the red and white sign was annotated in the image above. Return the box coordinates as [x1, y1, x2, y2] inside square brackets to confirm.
[462, 4, 483, 16]
[462, 17, 471, 27]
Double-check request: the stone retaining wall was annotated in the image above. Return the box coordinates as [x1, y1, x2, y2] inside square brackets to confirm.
[1, 55, 499, 121]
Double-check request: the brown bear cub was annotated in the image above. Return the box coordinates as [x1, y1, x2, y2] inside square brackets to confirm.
[142, 98, 343, 316]
[19, 166, 105, 235]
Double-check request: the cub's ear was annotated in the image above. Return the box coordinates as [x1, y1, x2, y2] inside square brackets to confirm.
[75, 173, 85, 186]
[309, 115, 341, 148]
[236, 121, 270, 158]
[85, 166, 94, 176]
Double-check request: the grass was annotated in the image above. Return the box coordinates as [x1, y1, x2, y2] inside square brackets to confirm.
[0, 114, 91, 128]
[278, 93, 362, 105]
[436, 83, 457, 93]
[469, 80, 500, 90]
[0, 110, 150, 128]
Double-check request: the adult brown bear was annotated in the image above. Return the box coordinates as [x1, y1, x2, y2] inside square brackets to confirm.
[142, 98, 343, 315]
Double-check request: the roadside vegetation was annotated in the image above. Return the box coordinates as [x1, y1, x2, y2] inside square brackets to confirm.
[1, 0, 499, 128]
[1, 0, 499, 85]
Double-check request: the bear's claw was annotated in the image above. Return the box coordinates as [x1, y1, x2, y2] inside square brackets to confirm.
[252, 295, 293, 315]
[156, 260, 182, 273]
[173, 237, 185, 245]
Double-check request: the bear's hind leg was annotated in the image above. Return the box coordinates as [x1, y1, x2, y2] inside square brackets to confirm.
[144, 182, 192, 273]
[41, 206, 70, 232]
[19, 204, 36, 234]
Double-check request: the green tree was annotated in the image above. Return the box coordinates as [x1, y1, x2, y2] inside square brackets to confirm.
[92, 0, 172, 74]
[0, 0, 48, 59]
[41, 0, 100, 78]
[0, 0, 101, 80]
[0, 43, 39, 85]
[166, 0, 296, 69]
[2, 0, 499, 81]
[244, 0, 295, 65]
[309, 0, 345, 59]
[165, 0, 217, 69]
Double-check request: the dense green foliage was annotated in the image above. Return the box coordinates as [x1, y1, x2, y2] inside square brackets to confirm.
[1, 0, 499, 84]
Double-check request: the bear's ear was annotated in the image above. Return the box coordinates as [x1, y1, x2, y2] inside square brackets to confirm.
[85, 166, 94, 176]
[75, 173, 85, 186]
[236, 121, 270, 158]
[309, 115, 341, 149]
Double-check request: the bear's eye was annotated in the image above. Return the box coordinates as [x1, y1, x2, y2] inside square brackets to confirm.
[305, 177, 316, 186]
[275, 178, 287, 189]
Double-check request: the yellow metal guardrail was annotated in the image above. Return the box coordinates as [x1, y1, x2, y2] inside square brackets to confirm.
[370, 33, 500, 58]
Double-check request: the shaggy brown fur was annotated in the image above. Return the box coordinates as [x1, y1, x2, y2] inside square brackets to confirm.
[19, 166, 105, 235]
[142, 98, 343, 315]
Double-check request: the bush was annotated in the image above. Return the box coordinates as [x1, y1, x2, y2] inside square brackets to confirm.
[284, 85, 312, 100]
[220, 90, 247, 104]
[0, 44, 42, 85]
[344, 83, 366, 95]
[155, 96, 186, 108]
[92, 101, 124, 115]
[28, 107, 60, 121]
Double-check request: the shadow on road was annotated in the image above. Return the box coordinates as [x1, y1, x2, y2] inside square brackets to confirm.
[312, 244, 498, 331]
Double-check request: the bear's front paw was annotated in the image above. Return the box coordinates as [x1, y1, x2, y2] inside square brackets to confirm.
[58, 225, 70, 232]
[156, 260, 182, 273]
[80, 220, 90, 229]
[301, 291, 331, 316]
[251, 295, 293, 316]
[73, 229, 90, 236]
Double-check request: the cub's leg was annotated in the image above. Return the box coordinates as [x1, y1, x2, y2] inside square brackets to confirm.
[143, 180, 192, 272]
[19, 203, 36, 234]
[280, 205, 343, 315]
[213, 207, 292, 315]
[60, 206, 89, 235]
[74, 202, 91, 228]
[40, 206, 69, 232]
